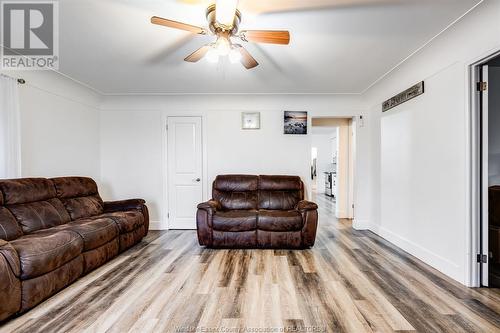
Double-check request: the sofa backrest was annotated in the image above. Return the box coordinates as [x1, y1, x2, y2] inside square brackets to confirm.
[212, 175, 304, 211]
[0, 190, 23, 241]
[213, 175, 259, 210]
[258, 175, 303, 210]
[51, 177, 104, 220]
[0, 178, 70, 234]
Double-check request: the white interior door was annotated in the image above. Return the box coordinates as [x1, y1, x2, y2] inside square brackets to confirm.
[481, 65, 489, 286]
[167, 116, 203, 229]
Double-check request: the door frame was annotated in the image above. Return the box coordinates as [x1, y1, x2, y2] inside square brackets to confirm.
[469, 49, 500, 287]
[162, 112, 209, 230]
[308, 116, 359, 220]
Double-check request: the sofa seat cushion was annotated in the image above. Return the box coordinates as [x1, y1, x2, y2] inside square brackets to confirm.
[96, 211, 144, 234]
[11, 230, 83, 280]
[61, 218, 119, 251]
[213, 210, 257, 232]
[257, 210, 303, 232]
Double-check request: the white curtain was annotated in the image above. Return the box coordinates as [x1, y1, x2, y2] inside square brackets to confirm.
[0, 74, 21, 179]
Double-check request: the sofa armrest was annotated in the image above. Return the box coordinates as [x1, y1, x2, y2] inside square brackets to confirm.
[301, 209, 318, 248]
[295, 200, 318, 212]
[0, 240, 20, 278]
[197, 200, 221, 214]
[196, 200, 219, 247]
[0, 239, 21, 321]
[103, 199, 146, 213]
[295, 201, 318, 248]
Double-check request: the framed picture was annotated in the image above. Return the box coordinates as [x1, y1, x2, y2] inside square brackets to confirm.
[241, 112, 260, 130]
[284, 111, 307, 134]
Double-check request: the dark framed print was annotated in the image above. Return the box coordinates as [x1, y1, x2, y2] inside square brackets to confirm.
[284, 111, 307, 134]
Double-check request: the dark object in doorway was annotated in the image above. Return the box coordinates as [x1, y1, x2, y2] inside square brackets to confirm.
[490, 225, 500, 264]
[489, 186, 500, 227]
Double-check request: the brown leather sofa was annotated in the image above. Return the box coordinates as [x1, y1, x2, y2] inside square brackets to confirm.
[0, 177, 149, 322]
[197, 175, 318, 248]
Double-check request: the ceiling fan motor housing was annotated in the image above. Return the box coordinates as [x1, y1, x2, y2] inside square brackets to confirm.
[206, 4, 241, 35]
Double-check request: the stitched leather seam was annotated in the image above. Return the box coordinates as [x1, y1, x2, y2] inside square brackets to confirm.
[18, 236, 80, 258]
[71, 223, 116, 237]
[30, 205, 46, 230]
[46, 199, 67, 224]
[0, 224, 8, 240]
[106, 215, 139, 233]
[0, 250, 20, 277]
[58, 191, 98, 200]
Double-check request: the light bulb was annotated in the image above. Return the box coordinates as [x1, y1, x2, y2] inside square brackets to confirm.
[215, 37, 231, 56]
[229, 48, 241, 64]
[206, 48, 219, 63]
[216, 0, 239, 27]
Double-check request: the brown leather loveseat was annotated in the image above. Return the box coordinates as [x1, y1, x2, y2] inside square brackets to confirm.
[0, 177, 149, 322]
[197, 175, 318, 248]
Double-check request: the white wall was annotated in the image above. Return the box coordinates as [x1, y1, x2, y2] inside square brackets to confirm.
[99, 95, 371, 229]
[489, 66, 500, 186]
[362, 0, 500, 285]
[0, 70, 101, 179]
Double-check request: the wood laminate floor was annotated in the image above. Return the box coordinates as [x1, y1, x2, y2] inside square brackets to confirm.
[2, 193, 500, 333]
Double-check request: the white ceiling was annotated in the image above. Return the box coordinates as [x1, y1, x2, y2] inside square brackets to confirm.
[57, 0, 481, 94]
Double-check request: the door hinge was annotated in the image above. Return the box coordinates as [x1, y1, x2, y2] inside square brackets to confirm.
[167, 212, 169, 219]
[477, 82, 488, 91]
[166, 124, 168, 130]
[477, 254, 487, 263]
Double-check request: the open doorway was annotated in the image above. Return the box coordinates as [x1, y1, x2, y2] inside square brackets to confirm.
[473, 53, 500, 287]
[310, 117, 355, 220]
[484, 56, 500, 287]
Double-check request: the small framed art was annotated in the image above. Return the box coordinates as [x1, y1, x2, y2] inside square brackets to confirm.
[241, 112, 261, 130]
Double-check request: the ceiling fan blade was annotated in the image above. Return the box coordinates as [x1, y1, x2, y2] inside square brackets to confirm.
[240, 30, 290, 45]
[239, 0, 393, 14]
[151, 16, 206, 35]
[239, 47, 259, 69]
[184, 45, 212, 62]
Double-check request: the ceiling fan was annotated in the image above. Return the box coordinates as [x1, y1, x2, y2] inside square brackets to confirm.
[150, 0, 290, 69]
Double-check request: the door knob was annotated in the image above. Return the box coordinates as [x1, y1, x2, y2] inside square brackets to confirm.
[195, 178, 201, 182]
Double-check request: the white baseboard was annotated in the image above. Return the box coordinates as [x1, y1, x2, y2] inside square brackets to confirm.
[352, 219, 376, 230]
[373, 226, 464, 284]
[336, 210, 348, 219]
[149, 220, 167, 230]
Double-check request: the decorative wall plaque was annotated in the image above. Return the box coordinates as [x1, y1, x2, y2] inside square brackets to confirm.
[382, 81, 424, 112]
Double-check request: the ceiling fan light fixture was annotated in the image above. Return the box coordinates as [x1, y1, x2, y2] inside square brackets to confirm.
[215, 0, 239, 27]
[214, 36, 231, 56]
[205, 47, 219, 63]
[151, 1, 288, 70]
[229, 47, 242, 64]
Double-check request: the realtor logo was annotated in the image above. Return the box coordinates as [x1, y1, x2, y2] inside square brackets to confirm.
[1, 1, 59, 70]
